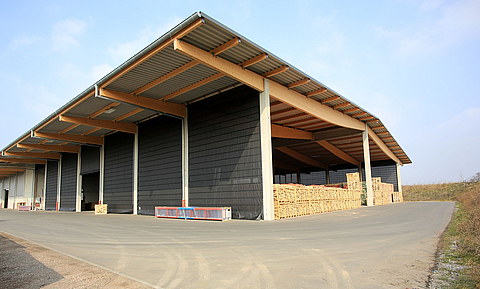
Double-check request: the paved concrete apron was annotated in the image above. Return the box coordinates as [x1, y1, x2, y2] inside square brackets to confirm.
[0, 202, 454, 289]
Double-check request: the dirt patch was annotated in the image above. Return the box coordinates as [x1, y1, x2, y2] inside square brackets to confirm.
[0, 232, 152, 289]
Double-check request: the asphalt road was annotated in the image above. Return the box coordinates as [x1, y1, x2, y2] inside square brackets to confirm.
[0, 202, 455, 289]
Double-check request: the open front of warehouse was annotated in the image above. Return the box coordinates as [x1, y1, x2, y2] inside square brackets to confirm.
[0, 12, 410, 220]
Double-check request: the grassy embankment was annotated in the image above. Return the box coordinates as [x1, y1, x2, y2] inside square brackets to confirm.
[404, 181, 480, 288]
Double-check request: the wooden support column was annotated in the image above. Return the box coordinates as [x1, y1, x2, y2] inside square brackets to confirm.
[260, 78, 274, 221]
[182, 110, 189, 207]
[99, 146, 104, 204]
[363, 124, 373, 206]
[76, 148, 82, 212]
[396, 162, 402, 193]
[133, 133, 138, 215]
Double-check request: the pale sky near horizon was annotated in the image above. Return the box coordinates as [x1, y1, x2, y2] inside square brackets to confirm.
[1, 0, 479, 185]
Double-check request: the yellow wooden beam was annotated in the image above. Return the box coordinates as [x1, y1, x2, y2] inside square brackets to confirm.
[343, 107, 359, 113]
[174, 38, 365, 131]
[83, 108, 144, 136]
[333, 102, 350, 109]
[320, 96, 339, 104]
[101, 18, 204, 89]
[271, 124, 313, 140]
[162, 73, 224, 101]
[100, 88, 186, 118]
[262, 65, 288, 78]
[352, 112, 368, 118]
[59, 102, 120, 134]
[287, 78, 310, 89]
[306, 88, 327, 97]
[211, 37, 241, 56]
[17, 144, 80, 153]
[34, 132, 104, 146]
[276, 147, 327, 170]
[0, 157, 46, 165]
[367, 127, 401, 165]
[3, 151, 61, 160]
[316, 140, 360, 166]
[133, 60, 199, 95]
[360, 116, 375, 121]
[59, 115, 137, 134]
[239, 53, 268, 68]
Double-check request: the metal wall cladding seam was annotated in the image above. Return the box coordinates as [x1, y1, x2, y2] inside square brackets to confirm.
[59, 153, 77, 211]
[104, 132, 134, 213]
[188, 85, 263, 220]
[45, 160, 58, 210]
[81, 145, 100, 174]
[138, 116, 182, 216]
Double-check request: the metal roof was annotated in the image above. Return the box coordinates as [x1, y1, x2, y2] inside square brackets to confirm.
[0, 11, 411, 168]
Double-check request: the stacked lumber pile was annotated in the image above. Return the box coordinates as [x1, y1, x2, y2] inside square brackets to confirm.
[372, 177, 394, 205]
[273, 173, 362, 219]
[95, 204, 108, 215]
[392, 191, 404, 203]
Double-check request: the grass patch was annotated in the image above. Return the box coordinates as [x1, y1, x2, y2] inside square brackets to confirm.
[433, 182, 480, 288]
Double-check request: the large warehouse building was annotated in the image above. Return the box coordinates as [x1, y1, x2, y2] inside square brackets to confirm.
[0, 12, 410, 220]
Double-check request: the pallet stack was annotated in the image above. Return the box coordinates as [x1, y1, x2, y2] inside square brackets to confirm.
[372, 177, 395, 205]
[392, 191, 404, 203]
[273, 173, 362, 219]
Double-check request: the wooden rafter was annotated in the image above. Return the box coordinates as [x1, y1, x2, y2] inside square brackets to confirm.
[367, 127, 401, 164]
[162, 73, 224, 101]
[272, 113, 307, 123]
[59, 115, 137, 134]
[211, 37, 241, 56]
[100, 88, 186, 118]
[333, 102, 350, 109]
[320, 96, 339, 104]
[295, 120, 326, 129]
[271, 107, 296, 116]
[271, 124, 313, 140]
[306, 88, 327, 98]
[133, 60, 199, 95]
[3, 152, 61, 160]
[17, 144, 80, 153]
[173, 38, 366, 131]
[0, 168, 25, 172]
[262, 65, 288, 78]
[33, 132, 103, 146]
[343, 107, 359, 114]
[307, 123, 335, 130]
[282, 116, 316, 126]
[239, 53, 267, 68]
[287, 78, 310, 89]
[352, 112, 367, 118]
[83, 108, 144, 136]
[372, 125, 385, 130]
[316, 140, 360, 166]
[360, 116, 375, 121]
[377, 131, 389, 135]
[276, 147, 327, 170]
[0, 157, 46, 165]
[101, 18, 204, 89]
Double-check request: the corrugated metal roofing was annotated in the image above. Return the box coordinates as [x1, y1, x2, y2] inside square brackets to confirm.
[1, 11, 411, 168]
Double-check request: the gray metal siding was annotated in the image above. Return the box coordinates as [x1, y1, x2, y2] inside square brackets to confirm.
[81, 145, 100, 174]
[372, 164, 398, 191]
[138, 116, 182, 215]
[188, 85, 263, 219]
[104, 132, 134, 213]
[60, 153, 77, 211]
[45, 161, 58, 210]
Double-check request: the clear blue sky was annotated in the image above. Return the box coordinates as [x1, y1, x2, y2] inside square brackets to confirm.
[1, 0, 479, 184]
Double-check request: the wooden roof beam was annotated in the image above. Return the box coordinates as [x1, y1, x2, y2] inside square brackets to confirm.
[17, 144, 80, 153]
[162, 73, 224, 101]
[352, 112, 367, 118]
[306, 88, 327, 98]
[83, 108, 144, 136]
[262, 65, 289, 78]
[360, 116, 375, 121]
[59, 102, 121, 134]
[271, 124, 313, 140]
[287, 78, 310, 89]
[173, 38, 365, 131]
[33, 132, 104, 146]
[239, 53, 268, 68]
[0, 158, 46, 165]
[276, 147, 327, 170]
[272, 113, 307, 123]
[3, 152, 61, 160]
[59, 115, 137, 134]
[98, 88, 186, 118]
[133, 60, 199, 95]
[316, 140, 360, 166]
[367, 127, 401, 164]
[211, 37, 241, 56]
[333, 102, 351, 109]
[320, 96, 339, 104]
[343, 107, 359, 114]
[307, 123, 336, 130]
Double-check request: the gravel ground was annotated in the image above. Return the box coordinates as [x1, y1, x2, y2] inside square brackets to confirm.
[0, 232, 152, 289]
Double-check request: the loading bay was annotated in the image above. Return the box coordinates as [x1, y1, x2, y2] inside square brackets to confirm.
[0, 202, 454, 288]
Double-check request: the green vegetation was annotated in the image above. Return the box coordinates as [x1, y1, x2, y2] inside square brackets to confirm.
[403, 181, 474, 201]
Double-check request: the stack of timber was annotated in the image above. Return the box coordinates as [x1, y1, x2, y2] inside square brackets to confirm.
[392, 191, 404, 203]
[95, 204, 108, 215]
[372, 177, 394, 205]
[273, 172, 362, 219]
